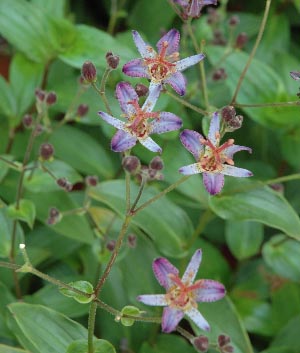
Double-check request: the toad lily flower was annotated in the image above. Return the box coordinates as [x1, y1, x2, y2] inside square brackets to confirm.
[179, 112, 252, 195]
[98, 82, 182, 153]
[174, 0, 218, 18]
[137, 249, 225, 333]
[122, 29, 205, 96]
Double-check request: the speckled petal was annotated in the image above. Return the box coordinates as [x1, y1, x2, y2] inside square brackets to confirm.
[207, 112, 221, 145]
[137, 294, 167, 306]
[224, 145, 252, 159]
[179, 162, 202, 175]
[181, 249, 202, 285]
[164, 71, 187, 96]
[185, 307, 210, 332]
[139, 136, 162, 153]
[111, 130, 137, 152]
[122, 59, 149, 78]
[221, 165, 253, 177]
[175, 53, 205, 72]
[116, 82, 138, 116]
[156, 29, 180, 56]
[203, 172, 224, 195]
[142, 82, 161, 112]
[188, 0, 201, 17]
[180, 129, 204, 160]
[153, 257, 179, 290]
[162, 307, 184, 333]
[98, 112, 126, 130]
[150, 112, 182, 134]
[132, 30, 156, 59]
[194, 279, 226, 302]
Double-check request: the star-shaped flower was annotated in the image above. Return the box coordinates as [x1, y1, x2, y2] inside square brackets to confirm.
[137, 249, 225, 333]
[98, 82, 182, 153]
[175, 0, 218, 18]
[179, 112, 253, 195]
[122, 29, 204, 96]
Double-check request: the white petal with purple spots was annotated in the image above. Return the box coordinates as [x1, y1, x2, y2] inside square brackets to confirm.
[156, 29, 180, 57]
[98, 112, 126, 130]
[207, 112, 221, 145]
[122, 59, 149, 78]
[162, 307, 184, 333]
[132, 30, 156, 59]
[182, 249, 202, 285]
[139, 136, 162, 153]
[150, 112, 182, 134]
[179, 163, 202, 175]
[111, 130, 137, 152]
[221, 165, 253, 177]
[153, 257, 179, 290]
[180, 129, 204, 159]
[175, 53, 205, 72]
[137, 294, 167, 306]
[185, 307, 210, 332]
[116, 82, 138, 116]
[164, 71, 187, 96]
[194, 279, 226, 302]
[203, 172, 224, 195]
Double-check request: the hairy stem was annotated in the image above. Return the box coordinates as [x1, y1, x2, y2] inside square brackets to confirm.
[234, 101, 300, 108]
[93, 67, 113, 115]
[88, 302, 97, 353]
[166, 90, 208, 115]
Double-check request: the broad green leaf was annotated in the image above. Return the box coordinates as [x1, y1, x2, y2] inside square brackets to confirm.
[59, 24, 135, 69]
[7, 199, 36, 229]
[60, 281, 94, 304]
[49, 125, 115, 179]
[66, 339, 116, 353]
[0, 154, 14, 183]
[209, 179, 300, 240]
[225, 221, 264, 260]
[30, 0, 67, 18]
[261, 349, 297, 353]
[89, 180, 194, 258]
[0, 282, 16, 341]
[8, 303, 87, 353]
[280, 127, 300, 169]
[140, 334, 195, 353]
[23, 160, 82, 193]
[271, 315, 300, 351]
[0, 76, 16, 117]
[262, 234, 300, 281]
[0, 345, 28, 353]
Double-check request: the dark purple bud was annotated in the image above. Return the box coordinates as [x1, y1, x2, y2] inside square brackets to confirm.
[49, 207, 60, 218]
[229, 15, 240, 27]
[23, 114, 33, 128]
[122, 156, 141, 174]
[235, 32, 248, 49]
[47, 207, 61, 225]
[33, 124, 44, 137]
[39, 143, 55, 160]
[135, 83, 149, 97]
[81, 61, 97, 83]
[218, 334, 231, 347]
[270, 183, 284, 193]
[221, 106, 236, 122]
[77, 104, 89, 117]
[46, 91, 57, 105]
[35, 88, 46, 102]
[106, 51, 120, 70]
[212, 67, 227, 81]
[193, 335, 209, 352]
[127, 234, 137, 248]
[85, 175, 98, 187]
[106, 240, 116, 252]
[223, 345, 234, 353]
[290, 71, 300, 81]
[57, 177, 72, 191]
[149, 156, 164, 171]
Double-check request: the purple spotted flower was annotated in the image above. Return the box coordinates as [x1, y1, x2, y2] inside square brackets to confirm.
[98, 82, 182, 153]
[122, 29, 204, 96]
[175, 0, 218, 18]
[179, 112, 253, 195]
[137, 249, 225, 333]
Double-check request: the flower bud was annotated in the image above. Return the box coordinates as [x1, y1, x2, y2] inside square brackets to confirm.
[57, 177, 73, 191]
[229, 15, 240, 27]
[218, 334, 231, 347]
[85, 175, 98, 187]
[46, 91, 57, 105]
[39, 143, 55, 161]
[106, 51, 120, 70]
[212, 68, 227, 81]
[33, 124, 44, 137]
[23, 114, 33, 128]
[77, 104, 89, 117]
[193, 335, 209, 352]
[290, 71, 300, 81]
[35, 88, 46, 102]
[81, 61, 97, 83]
[106, 240, 116, 252]
[122, 156, 141, 175]
[47, 207, 61, 225]
[223, 345, 234, 353]
[221, 106, 236, 122]
[135, 83, 149, 97]
[149, 156, 164, 171]
[127, 234, 137, 248]
[235, 32, 248, 49]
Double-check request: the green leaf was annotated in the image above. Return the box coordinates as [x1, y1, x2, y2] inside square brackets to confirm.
[7, 199, 36, 229]
[271, 315, 300, 351]
[66, 339, 116, 353]
[8, 303, 87, 353]
[209, 179, 300, 240]
[0, 154, 14, 183]
[0, 76, 16, 118]
[89, 180, 194, 258]
[30, 0, 67, 18]
[0, 282, 16, 341]
[0, 345, 28, 353]
[262, 234, 300, 281]
[120, 306, 140, 327]
[225, 221, 264, 260]
[49, 125, 115, 179]
[140, 334, 195, 353]
[60, 281, 94, 304]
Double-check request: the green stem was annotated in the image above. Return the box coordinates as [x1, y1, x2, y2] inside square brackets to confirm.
[234, 101, 300, 108]
[130, 177, 146, 213]
[133, 175, 191, 215]
[0, 156, 20, 169]
[187, 209, 215, 248]
[231, 0, 272, 104]
[107, 0, 118, 35]
[166, 90, 208, 115]
[176, 326, 194, 342]
[93, 68, 113, 115]
[265, 173, 300, 185]
[88, 301, 97, 353]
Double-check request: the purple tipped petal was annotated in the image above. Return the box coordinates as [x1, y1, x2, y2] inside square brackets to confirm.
[98, 112, 126, 130]
[142, 82, 161, 112]
[221, 165, 253, 177]
[137, 294, 167, 306]
[116, 82, 138, 115]
[157, 29, 180, 56]
[185, 307, 210, 332]
[139, 137, 162, 153]
[203, 172, 224, 195]
[208, 112, 221, 145]
[175, 54, 205, 72]
[182, 249, 202, 285]
[151, 112, 182, 134]
[179, 162, 202, 175]
[290, 71, 300, 80]
[224, 145, 252, 159]
[188, 0, 201, 17]
[180, 129, 204, 159]
[111, 130, 137, 152]
[153, 257, 179, 290]
[164, 71, 187, 96]
[162, 307, 184, 333]
[122, 59, 149, 78]
[194, 279, 226, 302]
[132, 30, 156, 59]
